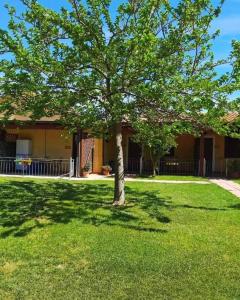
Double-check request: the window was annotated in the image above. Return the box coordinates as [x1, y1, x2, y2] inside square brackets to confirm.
[225, 137, 240, 158]
[165, 147, 175, 157]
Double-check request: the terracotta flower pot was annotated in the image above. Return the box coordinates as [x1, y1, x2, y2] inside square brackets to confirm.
[82, 171, 89, 178]
[102, 169, 110, 176]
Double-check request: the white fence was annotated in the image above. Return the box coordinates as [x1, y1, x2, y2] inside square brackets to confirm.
[0, 157, 75, 178]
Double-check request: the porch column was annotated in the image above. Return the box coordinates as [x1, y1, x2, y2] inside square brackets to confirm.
[79, 130, 84, 176]
[75, 129, 82, 177]
[199, 134, 205, 177]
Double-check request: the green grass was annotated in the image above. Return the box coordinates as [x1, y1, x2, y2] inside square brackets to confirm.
[135, 175, 208, 181]
[0, 178, 239, 299]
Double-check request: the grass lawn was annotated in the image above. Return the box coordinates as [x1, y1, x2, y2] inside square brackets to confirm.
[134, 175, 208, 181]
[0, 178, 239, 299]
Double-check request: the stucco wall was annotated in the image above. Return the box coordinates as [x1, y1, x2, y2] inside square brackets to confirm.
[172, 133, 225, 173]
[174, 135, 195, 160]
[213, 133, 225, 173]
[175, 133, 225, 173]
[6, 128, 73, 159]
[104, 138, 115, 164]
[86, 130, 227, 175]
[104, 133, 196, 162]
[103, 130, 130, 166]
[5, 128, 106, 173]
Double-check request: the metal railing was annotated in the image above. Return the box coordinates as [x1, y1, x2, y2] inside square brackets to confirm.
[205, 159, 226, 177]
[127, 158, 230, 177]
[0, 157, 75, 178]
[158, 159, 199, 176]
[127, 158, 140, 173]
[127, 158, 199, 176]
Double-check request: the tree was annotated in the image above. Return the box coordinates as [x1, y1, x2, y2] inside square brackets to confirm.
[0, 0, 234, 205]
[133, 123, 178, 176]
[231, 41, 240, 117]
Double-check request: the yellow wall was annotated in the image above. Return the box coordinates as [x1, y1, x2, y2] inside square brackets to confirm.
[10, 127, 225, 175]
[6, 128, 72, 159]
[6, 128, 106, 173]
[175, 133, 226, 173]
[103, 132, 226, 163]
[104, 133, 196, 162]
[174, 133, 226, 173]
[101, 131, 228, 175]
[103, 132, 130, 166]
[104, 138, 115, 164]
[213, 133, 225, 173]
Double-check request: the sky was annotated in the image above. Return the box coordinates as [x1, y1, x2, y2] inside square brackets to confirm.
[0, 0, 239, 77]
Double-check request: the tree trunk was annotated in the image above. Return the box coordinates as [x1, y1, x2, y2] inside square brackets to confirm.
[152, 160, 157, 177]
[150, 151, 157, 177]
[113, 122, 125, 206]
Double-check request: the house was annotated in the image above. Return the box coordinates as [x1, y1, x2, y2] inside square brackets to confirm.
[104, 127, 227, 177]
[0, 115, 103, 177]
[0, 113, 239, 177]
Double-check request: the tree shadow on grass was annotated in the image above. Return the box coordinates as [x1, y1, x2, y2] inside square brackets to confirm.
[0, 180, 171, 238]
[229, 203, 240, 210]
[174, 204, 227, 211]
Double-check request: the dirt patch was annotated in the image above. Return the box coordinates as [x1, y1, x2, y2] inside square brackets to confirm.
[0, 261, 22, 275]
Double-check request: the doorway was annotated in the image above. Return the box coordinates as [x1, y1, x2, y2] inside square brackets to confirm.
[128, 138, 142, 173]
[204, 138, 214, 176]
[194, 137, 214, 176]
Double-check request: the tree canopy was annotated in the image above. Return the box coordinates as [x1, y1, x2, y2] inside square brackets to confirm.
[0, 0, 236, 204]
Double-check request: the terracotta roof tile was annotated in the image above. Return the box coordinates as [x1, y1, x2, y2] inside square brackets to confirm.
[224, 112, 239, 122]
[0, 114, 60, 122]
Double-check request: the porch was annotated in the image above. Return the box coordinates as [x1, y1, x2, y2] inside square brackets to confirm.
[103, 129, 240, 178]
[0, 124, 103, 178]
[1, 122, 240, 179]
[0, 157, 75, 177]
[127, 157, 227, 177]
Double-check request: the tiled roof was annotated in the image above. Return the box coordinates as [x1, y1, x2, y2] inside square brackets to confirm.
[224, 112, 239, 122]
[0, 114, 60, 122]
[0, 112, 239, 124]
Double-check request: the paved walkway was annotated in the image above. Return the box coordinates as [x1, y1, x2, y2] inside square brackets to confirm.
[0, 174, 209, 184]
[3, 174, 240, 195]
[210, 179, 240, 197]
[123, 178, 208, 184]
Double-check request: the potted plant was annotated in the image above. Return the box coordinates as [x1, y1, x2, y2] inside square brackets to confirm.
[82, 163, 91, 178]
[22, 158, 32, 166]
[102, 165, 112, 176]
[15, 158, 32, 168]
